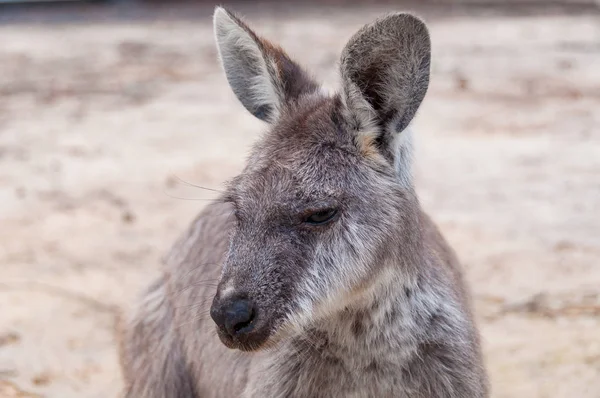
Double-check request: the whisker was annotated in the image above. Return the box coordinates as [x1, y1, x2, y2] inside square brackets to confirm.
[177, 268, 222, 281]
[175, 297, 217, 310]
[174, 309, 213, 330]
[172, 175, 224, 193]
[172, 283, 219, 299]
[225, 208, 236, 226]
[169, 275, 221, 299]
[176, 280, 220, 287]
[209, 328, 219, 339]
[171, 276, 220, 287]
[162, 189, 219, 201]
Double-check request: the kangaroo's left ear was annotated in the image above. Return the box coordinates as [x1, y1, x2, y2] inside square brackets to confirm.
[340, 13, 431, 163]
[213, 7, 320, 123]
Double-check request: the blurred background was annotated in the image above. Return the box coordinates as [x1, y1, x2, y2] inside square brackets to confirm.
[0, 0, 599, 397]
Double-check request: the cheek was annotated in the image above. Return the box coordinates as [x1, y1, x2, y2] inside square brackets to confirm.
[280, 231, 382, 327]
[301, 232, 373, 299]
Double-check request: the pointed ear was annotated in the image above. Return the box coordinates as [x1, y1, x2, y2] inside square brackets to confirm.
[340, 13, 431, 158]
[213, 7, 320, 123]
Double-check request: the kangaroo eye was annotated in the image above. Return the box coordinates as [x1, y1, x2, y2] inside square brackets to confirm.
[304, 209, 338, 225]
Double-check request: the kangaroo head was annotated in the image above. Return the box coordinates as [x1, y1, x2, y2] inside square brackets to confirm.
[209, 7, 431, 351]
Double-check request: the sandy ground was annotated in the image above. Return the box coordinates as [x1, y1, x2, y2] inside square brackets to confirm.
[0, 2, 599, 397]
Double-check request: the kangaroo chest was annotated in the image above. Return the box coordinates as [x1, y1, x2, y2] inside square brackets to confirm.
[246, 334, 419, 398]
[244, 306, 424, 398]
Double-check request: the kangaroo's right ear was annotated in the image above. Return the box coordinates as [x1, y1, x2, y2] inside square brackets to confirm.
[213, 7, 320, 123]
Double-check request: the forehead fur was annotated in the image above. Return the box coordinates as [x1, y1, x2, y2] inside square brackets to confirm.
[228, 95, 386, 205]
[262, 95, 355, 163]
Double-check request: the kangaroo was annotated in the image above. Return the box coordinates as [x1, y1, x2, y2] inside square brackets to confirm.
[119, 7, 489, 398]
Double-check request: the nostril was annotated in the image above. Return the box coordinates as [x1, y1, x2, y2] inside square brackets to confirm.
[233, 307, 255, 333]
[224, 299, 256, 337]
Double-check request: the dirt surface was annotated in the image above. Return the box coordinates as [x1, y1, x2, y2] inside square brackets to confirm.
[1, 2, 599, 397]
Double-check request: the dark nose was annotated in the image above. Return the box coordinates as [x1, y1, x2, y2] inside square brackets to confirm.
[211, 297, 257, 338]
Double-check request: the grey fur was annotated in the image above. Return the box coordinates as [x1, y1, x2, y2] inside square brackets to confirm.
[213, 8, 320, 122]
[119, 7, 489, 398]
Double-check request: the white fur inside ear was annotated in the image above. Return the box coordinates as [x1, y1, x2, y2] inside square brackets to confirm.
[392, 127, 414, 188]
[343, 79, 415, 188]
[213, 7, 281, 121]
